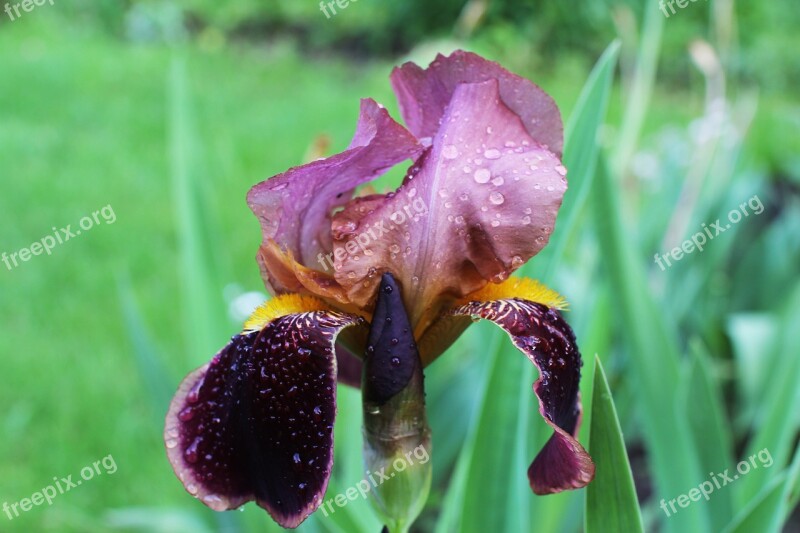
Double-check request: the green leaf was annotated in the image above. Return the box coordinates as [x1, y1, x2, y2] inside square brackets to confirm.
[534, 40, 620, 282]
[679, 341, 735, 530]
[591, 155, 711, 532]
[586, 356, 644, 533]
[168, 55, 232, 363]
[725, 438, 800, 533]
[456, 326, 531, 533]
[737, 282, 800, 504]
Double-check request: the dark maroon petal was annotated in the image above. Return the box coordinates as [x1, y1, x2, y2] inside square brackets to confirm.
[391, 50, 563, 155]
[164, 311, 364, 528]
[450, 298, 594, 494]
[332, 79, 567, 331]
[247, 98, 422, 294]
[335, 343, 362, 389]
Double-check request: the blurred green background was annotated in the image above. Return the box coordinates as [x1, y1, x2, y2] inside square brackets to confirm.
[1, 1, 798, 532]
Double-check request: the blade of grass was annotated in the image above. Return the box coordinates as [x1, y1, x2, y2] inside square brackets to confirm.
[117, 275, 175, 428]
[169, 54, 231, 363]
[612, 0, 664, 176]
[586, 356, 644, 533]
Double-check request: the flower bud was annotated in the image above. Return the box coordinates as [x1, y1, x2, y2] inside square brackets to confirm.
[362, 273, 432, 532]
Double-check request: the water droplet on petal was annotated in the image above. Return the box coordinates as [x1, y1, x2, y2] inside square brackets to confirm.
[203, 495, 224, 509]
[555, 164, 567, 176]
[474, 169, 491, 184]
[442, 145, 459, 159]
[185, 438, 202, 464]
[484, 149, 501, 160]
[489, 192, 505, 205]
[491, 176, 505, 186]
[491, 220, 500, 227]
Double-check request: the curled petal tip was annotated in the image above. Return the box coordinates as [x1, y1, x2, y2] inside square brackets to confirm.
[449, 286, 594, 495]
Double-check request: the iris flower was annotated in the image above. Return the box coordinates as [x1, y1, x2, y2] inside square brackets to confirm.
[165, 51, 594, 530]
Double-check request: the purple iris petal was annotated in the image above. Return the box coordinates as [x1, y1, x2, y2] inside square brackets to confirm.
[391, 50, 564, 156]
[332, 79, 567, 328]
[247, 99, 422, 294]
[450, 297, 595, 494]
[164, 311, 363, 528]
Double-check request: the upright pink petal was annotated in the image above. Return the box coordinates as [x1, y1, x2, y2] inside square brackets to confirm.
[331, 79, 567, 329]
[391, 50, 564, 155]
